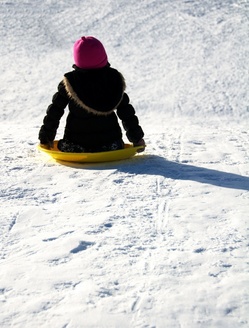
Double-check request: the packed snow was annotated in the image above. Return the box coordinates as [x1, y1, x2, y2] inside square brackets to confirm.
[0, 0, 249, 327]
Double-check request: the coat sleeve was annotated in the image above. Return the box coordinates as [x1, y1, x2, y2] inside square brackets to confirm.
[38, 81, 69, 144]
[116, 93, 144, 143]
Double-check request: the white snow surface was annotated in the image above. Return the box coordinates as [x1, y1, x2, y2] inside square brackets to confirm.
[0, 0, 249, 327]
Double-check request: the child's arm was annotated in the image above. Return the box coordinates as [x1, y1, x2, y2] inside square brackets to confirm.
[116, 93, 145, 149]
[38, 81, 69, 147]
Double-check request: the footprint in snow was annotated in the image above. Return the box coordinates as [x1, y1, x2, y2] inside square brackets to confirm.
[86, 222, 113, 234]
[42, 230, 74, 242]
[70, 241, 94, 254]
[193, 247, 206, 253]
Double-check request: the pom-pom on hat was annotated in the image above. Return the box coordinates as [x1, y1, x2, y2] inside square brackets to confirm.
[73, 36, 108, 69]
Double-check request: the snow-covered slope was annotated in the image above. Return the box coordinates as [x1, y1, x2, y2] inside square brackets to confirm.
[0, 1, 249, 327]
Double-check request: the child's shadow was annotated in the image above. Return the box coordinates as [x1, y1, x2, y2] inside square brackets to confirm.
[59, 154, 249, 191]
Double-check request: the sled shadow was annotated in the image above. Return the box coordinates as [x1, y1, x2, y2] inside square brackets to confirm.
[58, 154, 249, 191]
[129, 155, 249, 191]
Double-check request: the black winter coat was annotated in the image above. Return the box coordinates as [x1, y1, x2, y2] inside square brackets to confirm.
[39, 65, 144, 149]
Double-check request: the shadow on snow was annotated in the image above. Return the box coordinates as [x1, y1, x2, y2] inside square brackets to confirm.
[57, 155, 249, 191]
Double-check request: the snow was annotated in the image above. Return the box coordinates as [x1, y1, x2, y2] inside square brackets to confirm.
[0, 0, 249, 327]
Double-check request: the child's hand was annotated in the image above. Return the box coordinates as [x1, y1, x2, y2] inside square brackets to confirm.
[47, 141, 54, 149]
[39, 127, 54, 149]
[41, 140, 54, 149]
[134, 138, 145, 152]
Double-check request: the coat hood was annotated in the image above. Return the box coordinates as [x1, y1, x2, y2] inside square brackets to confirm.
[63, 66, 126, 116]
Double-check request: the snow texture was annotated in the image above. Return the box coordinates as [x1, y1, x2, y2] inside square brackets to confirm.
[0, 0, 249, 327]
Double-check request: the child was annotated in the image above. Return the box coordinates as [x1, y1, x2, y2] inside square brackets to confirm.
[38, 36, 145, 153]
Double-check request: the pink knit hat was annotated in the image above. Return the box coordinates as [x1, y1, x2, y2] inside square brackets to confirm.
[73, 36, 108, 69]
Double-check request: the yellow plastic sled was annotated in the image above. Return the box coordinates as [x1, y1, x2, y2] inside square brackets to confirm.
[38, 141, 144, 163]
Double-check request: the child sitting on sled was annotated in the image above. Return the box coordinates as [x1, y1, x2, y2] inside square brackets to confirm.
[38, 36, 145, 153]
